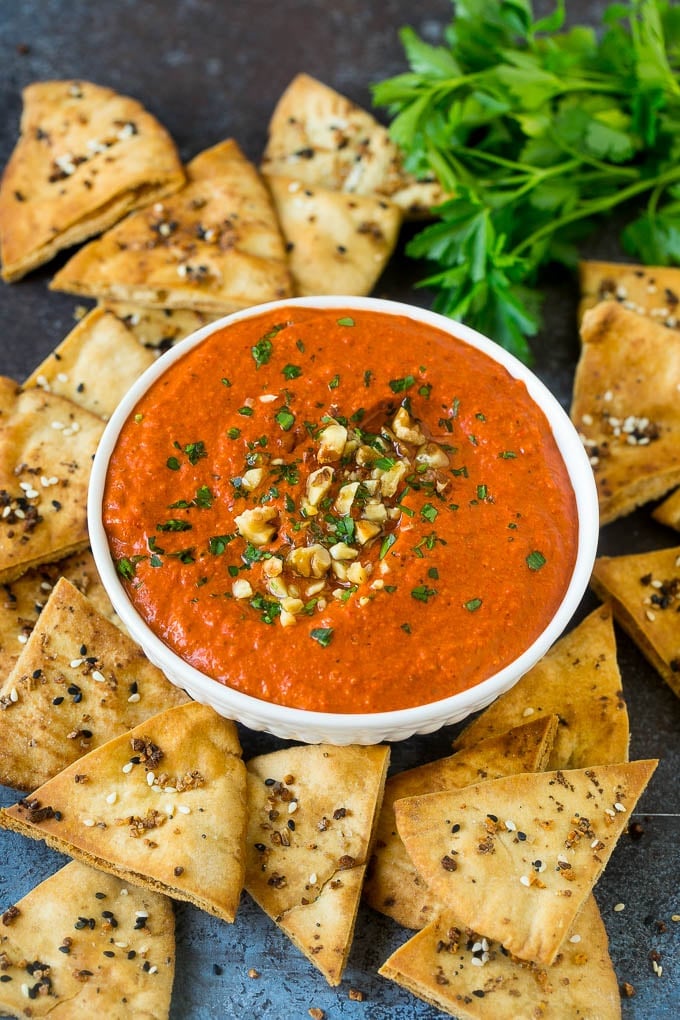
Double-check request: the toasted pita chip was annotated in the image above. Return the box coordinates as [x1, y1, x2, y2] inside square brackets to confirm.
[105, 303, 209, 352]
[244, 743, 389, 986]
[0, 577, 189, 791]
[0, 79, 184, 282]
[379, 894, 620, 1020]
[652, 486, 680, 532]
[394, 759, 657, 966]
[0, 548, 118, 679]
[25, 306, 155, 419]
[0, 381, 105, 583]
[578, 259, 680, 328]
[261, 73, 445, 218]
[572, 301, 680, 524]
[453, 605, 629, 769]
[51, 139, 292, 314]
[591, 545, 680, 700]
[0, 859, 175, 1019]
[364, 717, 557, 931]
[0, 701, 247, 923]
[265, 175, 402, 296]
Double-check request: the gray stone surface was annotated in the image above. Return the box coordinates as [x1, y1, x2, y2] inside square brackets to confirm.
[0, 2, 678, 1017]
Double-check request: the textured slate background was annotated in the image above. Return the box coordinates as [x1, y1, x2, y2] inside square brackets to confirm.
[0, 2, 678, 1017]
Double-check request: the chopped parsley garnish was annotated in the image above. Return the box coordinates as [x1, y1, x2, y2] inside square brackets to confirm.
[237, 406, 254, 417]
[499, 450, 517, 459]
[421, 502, 438, 523]
[419, 383, 432, 398]
[208, 534, 235, 556]
[166, 456, 181, 471]
[337, 316, 355, 327]
[401, 622, 412, 634]
[526, 550, 547, 571]
[477, 484, 488, 500]
[242, 544, 273, 567]
[275, 407, 296, 431]
[184, 441, 207, 465]
[411, 585, 437, 602]
[363, 369, 373, 387]
[283, 363, 302, 380]
[310, 626, 334, 647]
[428, 567, 439, 580]
[250, 594, 281, 624]
[389, 374, 416, 393]
[157, 518, 192, 532]
[221, 377, 232, 387]
[147, 536, 165, 554]
[251, 337, 273, 369]
[227, 427, 241, 440]
[169, 547, 195, 564]
[116, 556, 145, 580]
[438, 417, 453, 433]
[328, 373, 340, 390]
[170, 485, 213, 510]
[380, 533, 397, 559]
[465, 598, 483, 612]
[374, 455, 396, 471]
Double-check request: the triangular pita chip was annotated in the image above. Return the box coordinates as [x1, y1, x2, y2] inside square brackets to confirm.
[0, 79, 184, 282]
[571, 301, 680, 524]
[394, 759, 657, 965]
[261, 73, 445, 217]
[0, 380, 105, 583]
[0, 701, 247, 923]
[0, 859, 175, 1019]
[453, 605, 629, 769]
[379, 894, 621, 1020]
[244, 743, 389, 986]
[24, 306, 156, 420]
[363, 717, 557, 930]
[265, 174, 402, 295]
[50, 139, 292, 313]
[104, 302, 209, 352]
[0, 548, 118, 679]
[652, 485, 680, 532]
[578, 258, 680, 329]
[591, 545, 680, 700]
[0, 577, 189, 791]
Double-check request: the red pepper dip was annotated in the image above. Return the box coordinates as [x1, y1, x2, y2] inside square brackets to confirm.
[104, 307, 578, 713]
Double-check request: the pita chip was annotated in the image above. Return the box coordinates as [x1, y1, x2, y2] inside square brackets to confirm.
[572, 301, 680, 524]
[394, 759, 657, 966]
[578, 258, 680, 328]
[0, 859, 175, 1019]
[261, 73, 445, 218]
[0, 79, 184, 282]
[25, 306, 156, 419]
[0, 548, 118, 679]
[379, 894, 621, 1020]
[0, 576, 189, 791]
[245, 743, 389, 986]
[0, 380, 105, 583]
[0, 701, 247, 923]
[51, 139, 292, 314]
[363, 716, 557, 931]
[105, 302, 209, 352]
[266, 174, 402, 296]
[652, 486, 680, 532]
[453, 605, 629, 770]
[591, 545, 680, 700]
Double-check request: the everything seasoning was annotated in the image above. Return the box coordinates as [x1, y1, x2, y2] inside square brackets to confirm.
[104, 307, 578, 713]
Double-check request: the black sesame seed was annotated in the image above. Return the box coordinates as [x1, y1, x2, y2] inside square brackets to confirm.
[73, 692, 83, 703]
[142, 960, 151, 972]
[129, 681, 138, 694]
[58, 945, 70, 954]
[288, 819, 295, 831]
[254, 843, 266, 852]
[74, 918, 88, 930]
[52, 696, 64, 705]
[127, 950, 136, 959]
[80, 644, 87, 655]
[95, 892, 106, 899]
[517, 831, 527, 841]
[54, 810, 62, 821]
[486, 813, 498, 823]
[264, 778, 276, 786]
[81, 729, 92, 738]
[66, 685, 80, 696]
[473, 989, 485, 998]
[103, 950, 115, 958]
[0, 974, 12, 981]
[32, 669, 42, 679]
[102, 910, 114, 918]
[451, 823, 460, 833]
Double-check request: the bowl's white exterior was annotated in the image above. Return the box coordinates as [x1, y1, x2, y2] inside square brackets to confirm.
[88, 296, 599, 744]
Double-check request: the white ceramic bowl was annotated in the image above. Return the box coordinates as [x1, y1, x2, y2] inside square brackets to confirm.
[88, 296, 599, 744]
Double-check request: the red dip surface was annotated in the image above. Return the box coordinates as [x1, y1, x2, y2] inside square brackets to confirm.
[104, 307, 578, 713]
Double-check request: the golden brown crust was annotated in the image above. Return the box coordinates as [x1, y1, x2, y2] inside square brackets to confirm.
[0, 79, 184, 281]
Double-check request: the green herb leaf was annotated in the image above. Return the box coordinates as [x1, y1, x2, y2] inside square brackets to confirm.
[411, 584, 437, 602]
[310, 626, 334, 647]
[209, 534, 235, 556]
[275, 407, 296, 431]
[526, 549, 547, 571]
[464, 598, 483, 612]
[157, 519, 192, 532]
[421, 502, 438, 522]
[166, 456, 181, 471]
[337, 316, 355, 327]
[389, 374, 416, 393]
[283, 363, 302, 380]
[380, 533, 397, 559]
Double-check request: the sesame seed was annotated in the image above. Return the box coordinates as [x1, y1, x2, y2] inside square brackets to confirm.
[470, 957, 484, 966]
[92, 670, 106, 683]
[614, 902, 625, 912]
[520, 875, 530, 887]
[569, 934, 581, 943]
[309, 873, 317, 884]
[522, 706, 535, 717]
[70, 659, 83, 668]
[288, 800, 298, 814]
[178, 805, 191, 815]
[122, 762, 134, 774]
[106, 792, 117, 805]
[147, 772, 155, 787]
[614, 802, 626, 812]
[505, 820, 516, 831]
[83, 819, 95, 827]
[128, 692, 141, 703]
[9, 688, 18, 703]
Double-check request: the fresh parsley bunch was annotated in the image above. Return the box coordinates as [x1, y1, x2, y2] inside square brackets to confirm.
[373, 0, 680, 361]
